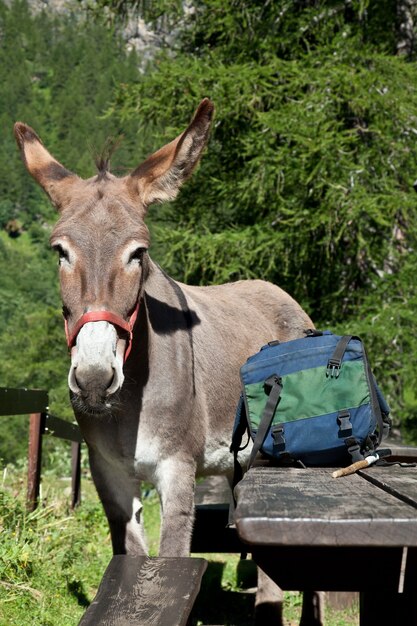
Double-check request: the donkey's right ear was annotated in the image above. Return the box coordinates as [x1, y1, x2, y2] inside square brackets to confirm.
[14, 122, 78, 210]
[126, 98, 214, 209]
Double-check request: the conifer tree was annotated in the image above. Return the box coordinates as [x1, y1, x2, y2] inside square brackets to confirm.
[109, 0, 417, 438]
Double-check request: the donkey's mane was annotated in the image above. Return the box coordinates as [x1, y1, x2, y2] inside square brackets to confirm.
[94, 136, 123, 177]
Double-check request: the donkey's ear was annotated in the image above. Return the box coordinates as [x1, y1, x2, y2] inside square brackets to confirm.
[127, 98, 214, 207]
[14, 122, 78, 210]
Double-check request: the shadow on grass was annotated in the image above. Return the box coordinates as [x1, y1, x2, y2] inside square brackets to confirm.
[189, 560, 257, 626]
[67, 578, 90, 608]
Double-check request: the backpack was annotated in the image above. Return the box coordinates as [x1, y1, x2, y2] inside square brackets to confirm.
[230, 330, 391, 472]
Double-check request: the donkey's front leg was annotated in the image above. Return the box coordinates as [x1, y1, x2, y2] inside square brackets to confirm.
[89, 448, 148, 556]
[155, 457, 196, 557]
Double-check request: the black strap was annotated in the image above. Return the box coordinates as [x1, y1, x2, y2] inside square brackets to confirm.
[376, 459, 417, 468]
[230, 396, 249, 454]
[377, 446, 417, 462]
[327, 335, 353, 378]
[230, 396, 250, 497]
[345, 436, 364, 463]
[374, 382, 391, 439]
[361, 343, 385, 445]
[247, 376, 283, 469]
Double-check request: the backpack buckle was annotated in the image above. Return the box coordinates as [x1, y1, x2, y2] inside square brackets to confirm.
[337, 410, 352, 437]
[271, 424, 286, 452]
[345, 437, 363, 463]
[326, 358, 341, 378]
[264, 375, 282, 395]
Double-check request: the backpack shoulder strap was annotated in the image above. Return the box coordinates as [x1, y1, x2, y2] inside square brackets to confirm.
[248, 375, 283, 469]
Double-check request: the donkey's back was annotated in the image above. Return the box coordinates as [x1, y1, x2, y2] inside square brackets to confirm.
[144, 264, 313, 477]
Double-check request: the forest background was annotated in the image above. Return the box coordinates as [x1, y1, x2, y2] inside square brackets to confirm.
[2, 0, 417, 465]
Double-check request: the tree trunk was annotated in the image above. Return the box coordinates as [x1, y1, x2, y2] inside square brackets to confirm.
[397, 0, 417, 56]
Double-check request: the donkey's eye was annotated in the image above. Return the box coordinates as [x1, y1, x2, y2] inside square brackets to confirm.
[128, 248, 146, 264]
[52, 244, 70, 264]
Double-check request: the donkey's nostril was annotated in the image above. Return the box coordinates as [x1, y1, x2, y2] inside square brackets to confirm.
[68, 365, 82, 395]
[73, 368, 85, 392]
[106, 370, 115, 391]
[105, 368, 122, 396]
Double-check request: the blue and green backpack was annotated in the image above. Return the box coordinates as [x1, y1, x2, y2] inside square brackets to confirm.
[231, 330, 391, 470]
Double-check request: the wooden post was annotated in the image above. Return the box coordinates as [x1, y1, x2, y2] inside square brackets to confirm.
[71, 441, 82, 509]
[326, 592, 358, 611]
[27, 412, 46, 511]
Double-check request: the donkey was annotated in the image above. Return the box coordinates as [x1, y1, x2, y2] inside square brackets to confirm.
[14, 99, 322, 625]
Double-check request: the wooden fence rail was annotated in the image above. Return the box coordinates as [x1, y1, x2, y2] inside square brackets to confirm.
[0, 387, 83, 511]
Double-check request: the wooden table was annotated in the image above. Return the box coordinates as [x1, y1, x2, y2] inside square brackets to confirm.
[234, 465, 417, 625]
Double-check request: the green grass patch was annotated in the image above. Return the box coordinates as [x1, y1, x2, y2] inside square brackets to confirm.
[0, 465, 111, 626]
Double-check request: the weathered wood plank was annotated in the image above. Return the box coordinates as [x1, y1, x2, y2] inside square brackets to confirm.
[195, 475, 232, 506]
[326, 591, 358, 611]
[234, 467, 417, 547]
[45, 414, 83, 443]
[0, 387, 48, 416]
[78, 556, 207, 626]
[359, 465, 417, 509]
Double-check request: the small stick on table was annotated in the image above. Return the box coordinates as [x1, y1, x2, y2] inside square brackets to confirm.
[332, 454, 379, 478]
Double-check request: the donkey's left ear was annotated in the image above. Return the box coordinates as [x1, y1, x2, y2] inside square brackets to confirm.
[126, 98, 214, 208]
[14, 122, 78, 210]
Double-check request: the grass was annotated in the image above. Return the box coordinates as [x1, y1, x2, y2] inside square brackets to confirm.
[0, 465, 359, 625]
[0, 465, 111, 626]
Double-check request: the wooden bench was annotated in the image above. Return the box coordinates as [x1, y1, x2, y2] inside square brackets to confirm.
[234, 464, 417, 625]
[78, 555, 207, 626]
[79, 476, 245, 626]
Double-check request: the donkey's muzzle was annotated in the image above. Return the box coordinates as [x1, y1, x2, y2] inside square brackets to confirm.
[68, 320, 125, 408]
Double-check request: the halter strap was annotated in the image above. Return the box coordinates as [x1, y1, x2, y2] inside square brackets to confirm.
[64, 300, 140, 362]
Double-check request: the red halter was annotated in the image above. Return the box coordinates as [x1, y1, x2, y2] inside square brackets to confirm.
[64, 301, 140, 362]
